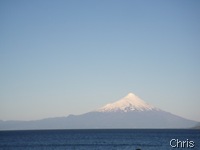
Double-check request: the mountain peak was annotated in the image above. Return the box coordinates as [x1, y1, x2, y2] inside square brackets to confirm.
[126, 93, 136, 98]
[96, 93, 159, 112]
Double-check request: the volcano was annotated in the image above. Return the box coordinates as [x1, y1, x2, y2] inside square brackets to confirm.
[0, 93, 198, 130]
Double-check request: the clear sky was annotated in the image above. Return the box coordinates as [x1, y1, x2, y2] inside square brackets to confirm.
[0, 0, 200, 122]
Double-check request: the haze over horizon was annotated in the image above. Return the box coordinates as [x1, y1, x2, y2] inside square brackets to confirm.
[0, 0, 200, 122]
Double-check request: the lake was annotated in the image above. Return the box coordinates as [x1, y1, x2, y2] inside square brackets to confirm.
[0, 129, 199, 150]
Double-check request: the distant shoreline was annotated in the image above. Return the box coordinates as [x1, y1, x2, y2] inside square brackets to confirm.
[0, 128, 199, 132]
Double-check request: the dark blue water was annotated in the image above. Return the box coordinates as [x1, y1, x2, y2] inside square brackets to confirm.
[0, 129, 199, 150]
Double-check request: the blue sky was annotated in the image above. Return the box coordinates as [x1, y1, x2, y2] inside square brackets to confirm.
[0, 0, 200, 121]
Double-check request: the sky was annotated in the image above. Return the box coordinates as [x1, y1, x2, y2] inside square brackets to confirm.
[0, 0, 200, 122]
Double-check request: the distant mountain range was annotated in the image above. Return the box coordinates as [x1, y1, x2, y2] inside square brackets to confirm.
[0, 93, 198, 130]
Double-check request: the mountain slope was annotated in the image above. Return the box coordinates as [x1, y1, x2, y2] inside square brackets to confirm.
[0, 93, 198, 130]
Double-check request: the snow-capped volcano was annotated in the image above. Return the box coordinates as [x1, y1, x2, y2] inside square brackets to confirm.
[97, 93, 159, 112]
[0, 92, 198, 130]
